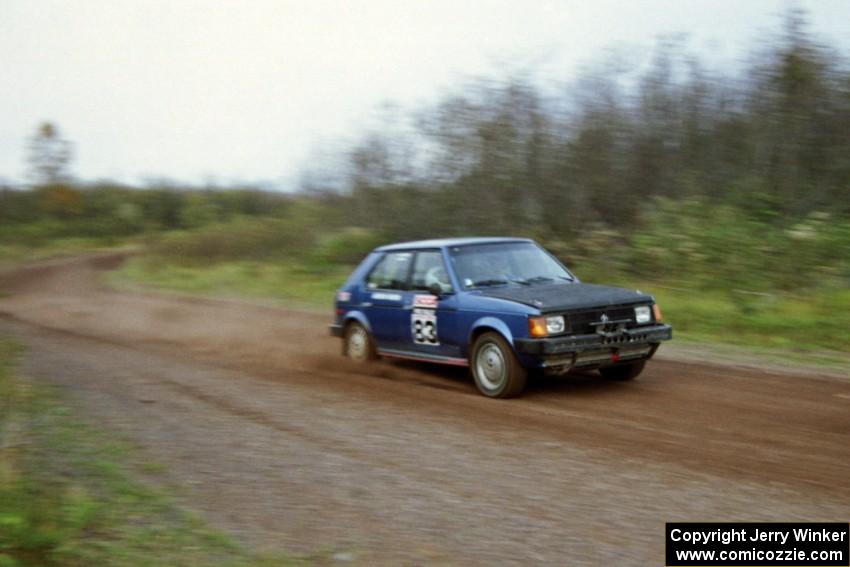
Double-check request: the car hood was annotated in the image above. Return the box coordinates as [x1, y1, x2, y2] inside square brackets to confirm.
[478, 282, 651, 312]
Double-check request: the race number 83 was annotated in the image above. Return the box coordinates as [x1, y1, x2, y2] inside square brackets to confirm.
[412, 309, 439, 345]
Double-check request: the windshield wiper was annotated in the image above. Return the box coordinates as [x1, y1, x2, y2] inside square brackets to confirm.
[470, 279, 509, 288]
[512, 275, 555, 285]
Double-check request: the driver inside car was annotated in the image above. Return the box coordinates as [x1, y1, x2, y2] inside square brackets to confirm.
[424, 265, 451, 294]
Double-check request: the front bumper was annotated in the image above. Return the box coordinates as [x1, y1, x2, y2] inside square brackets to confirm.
[514, 324, 672, 368]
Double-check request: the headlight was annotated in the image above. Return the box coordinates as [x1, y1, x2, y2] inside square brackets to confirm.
[634, 305, 651, 324]
[528, 315, 566, 337]
[545, 315, 565, 334]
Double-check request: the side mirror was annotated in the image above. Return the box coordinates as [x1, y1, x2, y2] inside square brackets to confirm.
[428, 283, 445, 297]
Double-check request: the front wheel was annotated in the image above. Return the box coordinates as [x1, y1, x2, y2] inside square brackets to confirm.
[599, 360, 645, 381]
[344, 322, 377, 362]
[470, 332, 527, 398]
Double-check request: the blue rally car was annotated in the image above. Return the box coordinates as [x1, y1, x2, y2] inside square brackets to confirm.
[329, 237, 672, 398]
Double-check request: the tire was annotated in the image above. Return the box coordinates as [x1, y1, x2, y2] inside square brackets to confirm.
[470, 332, 527, 398]
[599, 360, 645, 381]
[344, 322, 377, 362]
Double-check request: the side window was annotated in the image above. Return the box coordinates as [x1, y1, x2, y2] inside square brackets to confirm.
[365, 252, 413, 290]
[411, 251, 453, 293]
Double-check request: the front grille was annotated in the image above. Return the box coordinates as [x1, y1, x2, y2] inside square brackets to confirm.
[567, 305, 639, 335]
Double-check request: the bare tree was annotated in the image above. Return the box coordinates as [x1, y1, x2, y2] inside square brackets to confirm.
[27, 122, 73, 186]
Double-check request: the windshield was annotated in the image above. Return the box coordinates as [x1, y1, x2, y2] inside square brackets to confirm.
[449, 242, 575, 290]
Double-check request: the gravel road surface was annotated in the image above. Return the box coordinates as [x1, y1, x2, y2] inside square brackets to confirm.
[1, 255, 848, 565]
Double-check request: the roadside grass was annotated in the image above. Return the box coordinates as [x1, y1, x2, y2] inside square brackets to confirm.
[650, 286, 850, 352]
[0, 339, 308, 567]
[112, 254, 850, 359]
[0, 238, 122, 269]
[112, 256, 350, 308]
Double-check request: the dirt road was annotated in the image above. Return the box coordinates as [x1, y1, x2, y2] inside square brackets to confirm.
[1, 255, 848, 565]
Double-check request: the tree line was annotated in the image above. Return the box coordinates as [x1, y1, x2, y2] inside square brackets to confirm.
[314, 10, 849, 243]
[1, 10, 847, 291]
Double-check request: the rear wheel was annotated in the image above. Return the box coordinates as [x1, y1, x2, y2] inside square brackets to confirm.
[599, 360, 645, 381]
[344, 322, 377, 362]
[470, 332, 527, 398]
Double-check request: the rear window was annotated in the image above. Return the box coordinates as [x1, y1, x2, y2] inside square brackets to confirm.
[365, 252, 413, 290]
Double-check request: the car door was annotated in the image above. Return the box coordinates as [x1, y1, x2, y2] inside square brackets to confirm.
[362, 251, 414, 349]
[403, 249, 462, 358]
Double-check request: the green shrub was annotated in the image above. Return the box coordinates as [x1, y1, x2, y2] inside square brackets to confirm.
[312, 227, 385, 266]
[148, 217, 319, 265]
[621, 198, 850, 293]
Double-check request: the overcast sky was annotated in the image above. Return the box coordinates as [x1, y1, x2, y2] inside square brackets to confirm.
[2, 0, 849, 188]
